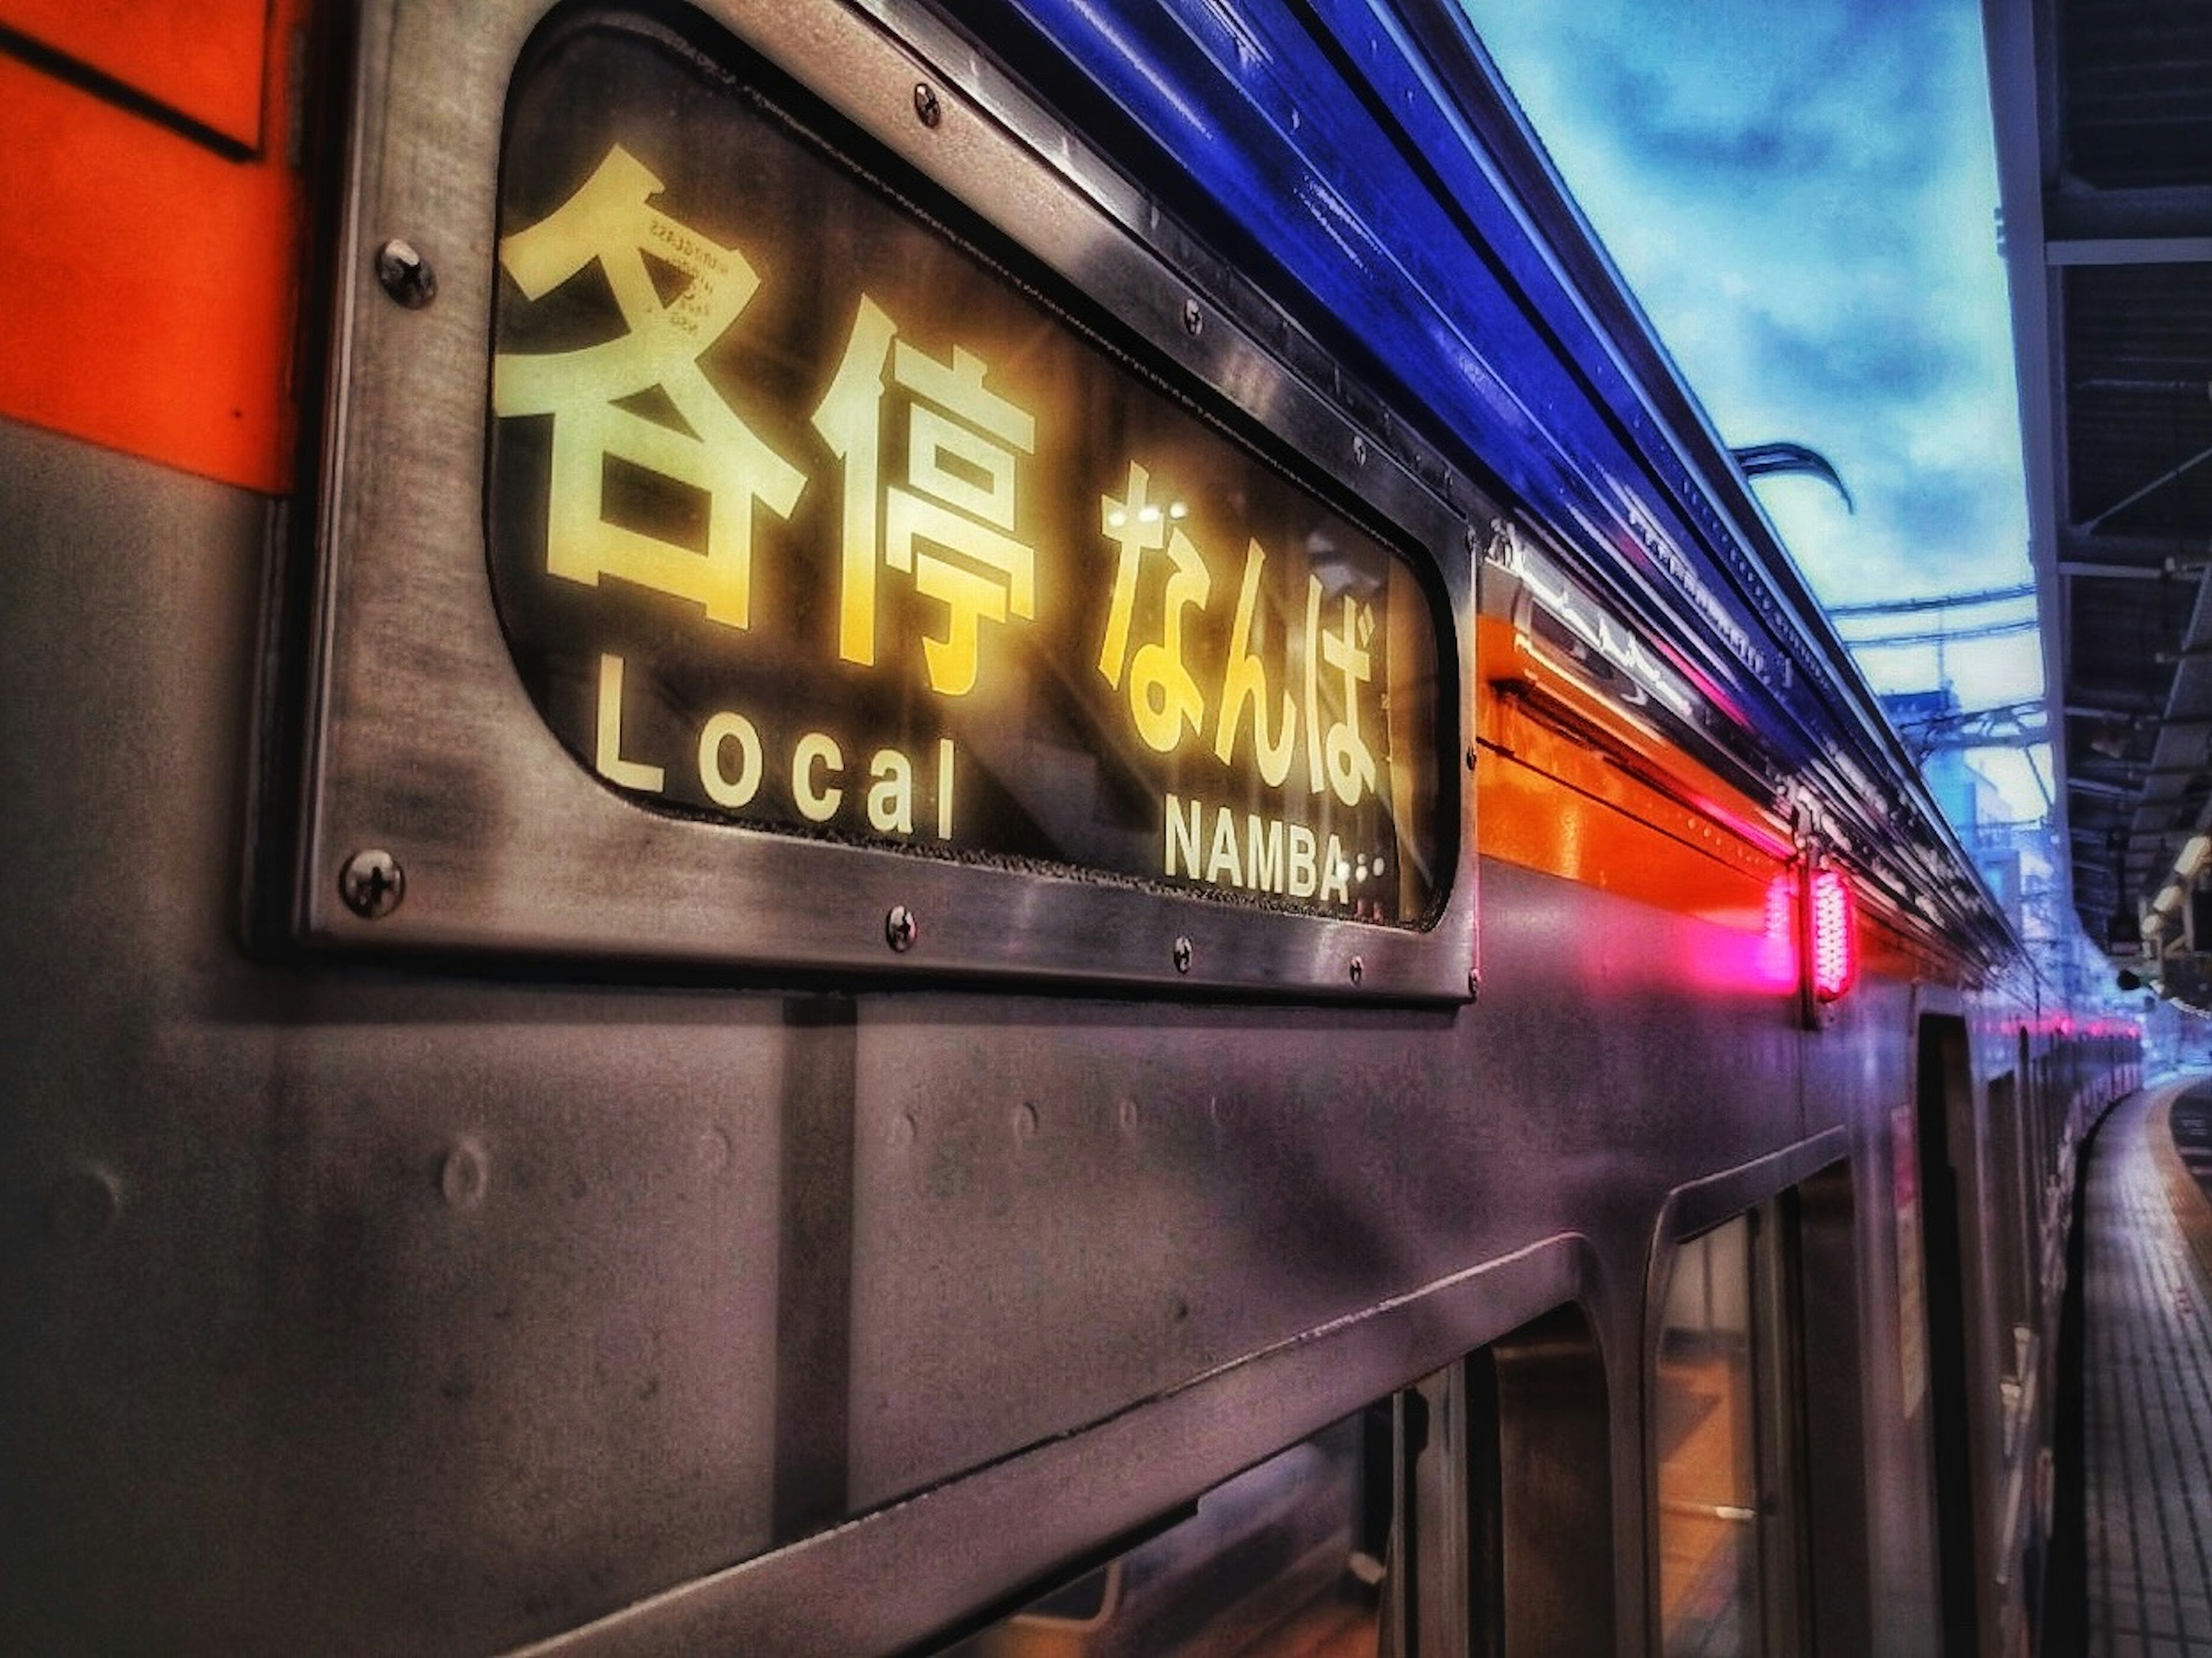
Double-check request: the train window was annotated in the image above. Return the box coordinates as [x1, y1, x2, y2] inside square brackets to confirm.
[1914, 1015, 1982, 1656]
[935, 1407, 1391, 1657]
[1652, 1210, 1806, 1656]
[932, 1369, 1469, 1657]
[931, 1322, 1618, 1658]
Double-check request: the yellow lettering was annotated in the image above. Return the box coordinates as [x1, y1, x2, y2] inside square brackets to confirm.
[895, 514, 1019, 697]
[868, 748, 914, 834]
[1303, 577, 1325, 794]
[1320, 597, 1378, 807]
[1165, 792, 1203, 878]
[1214, 540, 1297, 785]
[697, 710, 762, 808]
[812, 297, 899, 667]
[1206, 806, 1243, 887]
[493, 145, 804, 629]
[1246, 815, 1285, 894]
[793, 732, 844, 822]
[1099, 462, 1165, 689]
[816, 304, 1038, 695]
[1301, 578, 1380, 805]
[1288, 823, 1318, 898]
[1320, 834, 1351, 905]
[937, 738, 956, 839]
[891, 341, 1038, 697]
[1130, 528, 1213, 753]
[594, 653, 666, 793]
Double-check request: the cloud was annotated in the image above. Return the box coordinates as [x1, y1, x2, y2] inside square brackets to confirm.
[1461, 0, 2029, 631]
[1738, 304, 1967, 406]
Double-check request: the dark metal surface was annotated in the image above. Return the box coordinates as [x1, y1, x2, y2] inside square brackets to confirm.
[1985, 0, 2212, 976]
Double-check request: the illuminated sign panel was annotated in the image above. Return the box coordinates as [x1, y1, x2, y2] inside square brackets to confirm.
[486, 21, 1444, 925]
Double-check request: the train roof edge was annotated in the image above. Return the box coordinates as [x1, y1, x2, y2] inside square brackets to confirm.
[1399, 6, 2027, 974]
[948, 0, 2022, 975]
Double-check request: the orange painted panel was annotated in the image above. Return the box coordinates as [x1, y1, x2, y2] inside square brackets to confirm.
[1474, 652, 1975, 988]
[0, 0, 304, 491]
[1479, 707, 1781, 899]
[1473, 615, 1794, 870]
[0, 0, 267, 150]
[1477, 744, 1802, 996]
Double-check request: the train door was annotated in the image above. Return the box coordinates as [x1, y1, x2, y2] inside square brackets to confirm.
[1793, 1164, 1869, 1654]
[1651, 1207, 1806, 1656]
[1647, 1154, 1865, 1657]
[1913, 1016, 1981, 1656]
[1477, 1304, 1615, 1653]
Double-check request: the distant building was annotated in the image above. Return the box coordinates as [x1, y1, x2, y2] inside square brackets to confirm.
[1880, 684, 2059, 979]
[1880, 687, 2009, 839]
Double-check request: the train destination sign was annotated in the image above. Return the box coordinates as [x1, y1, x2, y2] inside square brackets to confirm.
[485, 21, 1446, 926]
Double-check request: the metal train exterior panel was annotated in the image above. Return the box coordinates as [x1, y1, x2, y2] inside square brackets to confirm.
[0, 2, 2138, 1655]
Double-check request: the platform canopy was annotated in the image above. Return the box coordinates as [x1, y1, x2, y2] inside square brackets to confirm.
[1986, 0, 2212, 1004]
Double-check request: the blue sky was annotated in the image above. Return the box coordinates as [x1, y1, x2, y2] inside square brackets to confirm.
[1459, 0, 2050, 817]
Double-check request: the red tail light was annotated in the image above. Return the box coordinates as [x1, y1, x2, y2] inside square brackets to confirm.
[1809, 868, 1857, 1001]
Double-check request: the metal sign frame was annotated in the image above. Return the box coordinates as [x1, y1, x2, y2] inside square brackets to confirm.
[297, 0, 1480, 997]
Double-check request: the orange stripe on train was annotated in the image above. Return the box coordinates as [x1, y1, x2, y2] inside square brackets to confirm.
[0, 0, 307, 491]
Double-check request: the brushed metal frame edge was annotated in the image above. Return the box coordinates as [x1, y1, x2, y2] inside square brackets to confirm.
[300, 0, 1481, 999]
[1648, 1126, 1854, 1254]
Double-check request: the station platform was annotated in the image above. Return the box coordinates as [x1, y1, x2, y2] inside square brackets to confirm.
[2079, 1077, 2212, 1655]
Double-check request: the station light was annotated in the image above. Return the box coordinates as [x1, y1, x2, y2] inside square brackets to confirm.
[1808, 866, 1858, 1002]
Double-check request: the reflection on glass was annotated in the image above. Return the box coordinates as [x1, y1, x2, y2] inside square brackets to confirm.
[941, 1410, 1389, 1658]
[1654, 1217, 1763, 1658]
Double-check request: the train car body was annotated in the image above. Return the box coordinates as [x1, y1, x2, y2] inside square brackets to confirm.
[0, 1, 2138, 1653]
